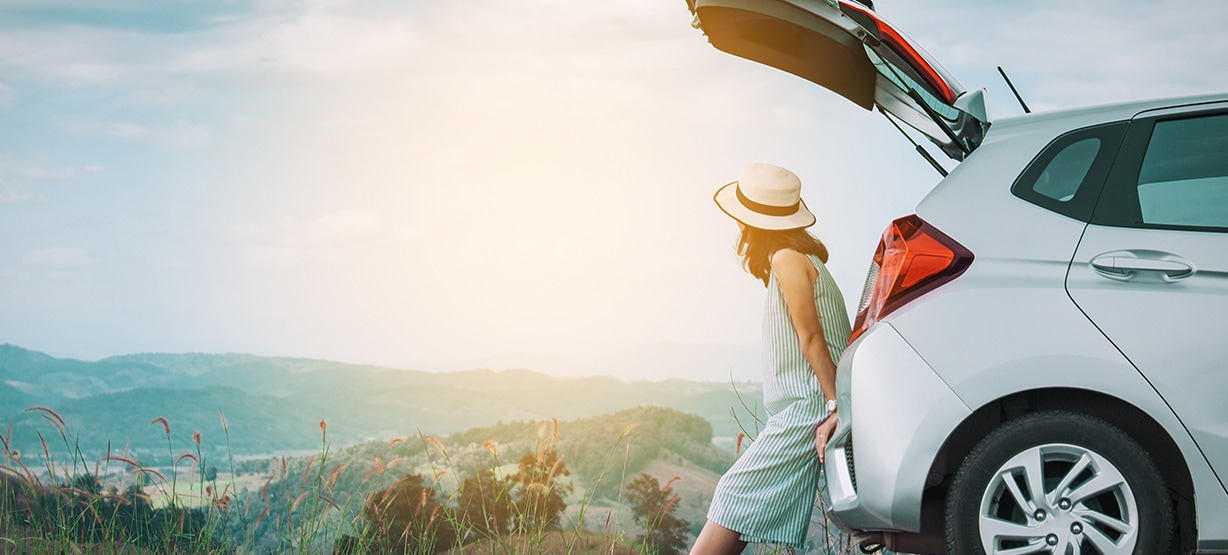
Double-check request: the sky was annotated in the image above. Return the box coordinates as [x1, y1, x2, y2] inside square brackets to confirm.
[1, 0, 1226, 380]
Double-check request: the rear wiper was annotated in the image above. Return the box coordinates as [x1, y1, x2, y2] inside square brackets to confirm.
[879, 107, 948, 178]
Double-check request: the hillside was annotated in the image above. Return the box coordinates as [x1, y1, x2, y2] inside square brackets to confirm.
[228, 406, 733, 552]
[0, 344, 765, 465]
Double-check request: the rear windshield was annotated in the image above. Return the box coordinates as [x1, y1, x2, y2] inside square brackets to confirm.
[866, 47, 960, 123]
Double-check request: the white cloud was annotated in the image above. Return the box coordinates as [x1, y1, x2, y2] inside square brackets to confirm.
[0, 268, 31, 279]
[235, 209, 386, 268]
[23, 246, 95, 269]
[22, 166, 76, 180]
[0, 191, 34, 204]
[58, 119, 211, 149]
[0, 3, 418, 87]
[128, 86, 199, 107]
[0, 155, 81, 185]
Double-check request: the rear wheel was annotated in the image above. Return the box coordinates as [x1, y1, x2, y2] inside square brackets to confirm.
[945, 411, 1172, 554]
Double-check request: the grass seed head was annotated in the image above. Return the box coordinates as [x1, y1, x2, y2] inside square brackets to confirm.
[24, 406, 66, 437]
[290, 491, 308, 514]
[663, 493, 682, 514]
[104, 455, 140, 468]
[302, 455, 315, 484]
[426, 436, 447, 457]
[150, 417, 170, 435]
[662, 475, 682, 491]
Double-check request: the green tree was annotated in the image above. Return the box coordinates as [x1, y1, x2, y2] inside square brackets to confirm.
[625, 473, 690, 555]
[513, 448, 571, 532]
[457, 468, 514, 537]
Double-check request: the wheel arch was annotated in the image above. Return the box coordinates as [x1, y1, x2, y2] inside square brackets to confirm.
[923, 387, 1196, 554]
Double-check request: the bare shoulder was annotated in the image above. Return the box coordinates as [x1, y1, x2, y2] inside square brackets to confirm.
[770, 248, 817, 281]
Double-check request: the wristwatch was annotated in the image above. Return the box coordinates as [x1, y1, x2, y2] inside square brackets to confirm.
[825, 398, 838, 414]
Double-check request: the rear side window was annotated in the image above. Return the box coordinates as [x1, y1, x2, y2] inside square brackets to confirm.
[1032, 138, 1100, 201]
[1012, 123, 1128, 222]
[1135, 114, 1228, 229]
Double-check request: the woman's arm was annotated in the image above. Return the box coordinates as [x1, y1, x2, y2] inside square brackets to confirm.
[770, 249, 838, 403]
[771, 248, 841, 462]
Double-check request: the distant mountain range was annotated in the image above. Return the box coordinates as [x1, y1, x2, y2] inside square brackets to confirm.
[0, 344, 766, 467]
[421, 341, 761, 383]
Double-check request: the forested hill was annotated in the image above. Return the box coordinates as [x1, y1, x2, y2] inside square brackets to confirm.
[298, 405, 734, 508]
[0, 344, 764, 464]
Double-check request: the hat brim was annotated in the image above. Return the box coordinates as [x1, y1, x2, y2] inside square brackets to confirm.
[714, 181, 816, 230]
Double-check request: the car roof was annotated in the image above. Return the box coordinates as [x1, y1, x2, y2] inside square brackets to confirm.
[988, 92, 1228, 135]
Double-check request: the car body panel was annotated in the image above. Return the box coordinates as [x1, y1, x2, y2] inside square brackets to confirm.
[1068, 225, 1228, 546]
[824, 322, 970, 532]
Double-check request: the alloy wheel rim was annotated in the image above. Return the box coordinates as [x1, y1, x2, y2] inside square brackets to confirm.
[978, 443, 1139, 554]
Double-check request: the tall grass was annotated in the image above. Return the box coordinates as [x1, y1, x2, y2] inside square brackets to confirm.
[1, 397, 860, 554]
[1, 406, 691, 554]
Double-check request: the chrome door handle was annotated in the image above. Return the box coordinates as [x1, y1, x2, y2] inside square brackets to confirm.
[1089, 251, 1195, 282]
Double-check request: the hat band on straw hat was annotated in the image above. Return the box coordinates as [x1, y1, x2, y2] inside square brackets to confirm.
[736, 185, 800, 217]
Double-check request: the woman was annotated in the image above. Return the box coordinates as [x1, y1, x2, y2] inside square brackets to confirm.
[692, 163, 851, 554]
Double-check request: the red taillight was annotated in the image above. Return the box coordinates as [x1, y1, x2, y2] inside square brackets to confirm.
[838, 1, 957, 104]
[849, 215, 973, 344]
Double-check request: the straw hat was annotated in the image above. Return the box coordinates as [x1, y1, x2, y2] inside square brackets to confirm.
[714, 163, 816, 230]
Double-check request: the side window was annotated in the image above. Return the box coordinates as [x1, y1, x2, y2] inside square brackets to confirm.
[1032, 138, 1100, 202]
[1135, 114, 1228, 229]
[1012, 122, 1128, 222]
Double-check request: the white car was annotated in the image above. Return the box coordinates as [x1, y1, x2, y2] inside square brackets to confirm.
[685, 1, 1228, 553]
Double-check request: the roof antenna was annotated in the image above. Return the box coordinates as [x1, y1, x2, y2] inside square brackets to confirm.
[997, 66, 1031, 114]
[878, 107, 947, 178]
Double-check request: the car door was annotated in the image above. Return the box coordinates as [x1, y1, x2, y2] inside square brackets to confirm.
[684, 0, 989, 160]
[1067, 104, 1228, 489]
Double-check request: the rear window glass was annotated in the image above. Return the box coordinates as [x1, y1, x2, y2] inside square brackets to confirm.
[1136, 115, 1228, 229]
[1011, 123, 1127, 222]
[865, 48, 959, 122]
[1032, 138, 1100, 202]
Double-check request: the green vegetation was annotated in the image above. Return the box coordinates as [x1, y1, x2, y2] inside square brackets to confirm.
[1, 403, 733, 553]
[624, 474, 690, 555]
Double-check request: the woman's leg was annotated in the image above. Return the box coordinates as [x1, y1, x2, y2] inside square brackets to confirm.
[690, 520, 748, 555]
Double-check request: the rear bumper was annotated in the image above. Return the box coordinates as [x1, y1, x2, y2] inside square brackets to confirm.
[822, 323, 971, 532]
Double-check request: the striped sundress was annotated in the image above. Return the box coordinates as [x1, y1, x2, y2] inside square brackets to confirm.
[707, 253, 852, 548]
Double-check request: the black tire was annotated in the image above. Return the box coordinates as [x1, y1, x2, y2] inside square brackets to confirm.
[945, 411, 1172, 554]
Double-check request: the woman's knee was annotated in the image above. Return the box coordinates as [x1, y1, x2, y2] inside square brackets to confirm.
[690, 520, 747, 555]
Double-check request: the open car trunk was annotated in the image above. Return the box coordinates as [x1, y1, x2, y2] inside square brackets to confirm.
[686, 0, 989, 160]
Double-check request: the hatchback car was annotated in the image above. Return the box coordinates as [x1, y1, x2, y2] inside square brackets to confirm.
[684, 1, 1228, 553]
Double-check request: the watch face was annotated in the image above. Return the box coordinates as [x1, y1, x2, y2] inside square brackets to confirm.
[826, 399, 838, 412]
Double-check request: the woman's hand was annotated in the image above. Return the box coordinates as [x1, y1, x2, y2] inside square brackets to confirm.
[814, 414, 839, 463]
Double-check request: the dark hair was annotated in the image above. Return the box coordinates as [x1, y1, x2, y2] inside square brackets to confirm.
[737, 226, 829, 286]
